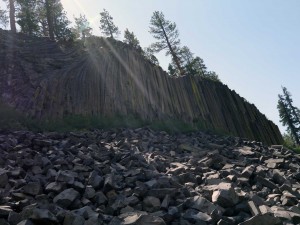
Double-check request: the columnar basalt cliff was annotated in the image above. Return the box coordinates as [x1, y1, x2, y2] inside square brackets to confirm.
[0, 30, 282, 144]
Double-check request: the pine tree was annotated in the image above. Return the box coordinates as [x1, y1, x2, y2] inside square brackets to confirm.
[170, 45, 220, 81]
[45, 0, 54, 39]
[277, 87, 300, 145]
[282, 87, 300, 126]
[74, 14, 92, 40]
[143, 47, 159, 66]
[176, 46, 207, 76]
[8, 0, 16, 32]
[123, 28, 140, 50]
[149, 11, 184, 75]
[99, 9, 120, 39]
[0, 7, 8, 27]
[3, 0, 16, 32]
[51, 2, 73, 40]
[39, 0, 73, 40]
[16, 0, 39, 35]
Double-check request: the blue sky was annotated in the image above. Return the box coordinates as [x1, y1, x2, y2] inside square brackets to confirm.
[1, 0, 299, 133]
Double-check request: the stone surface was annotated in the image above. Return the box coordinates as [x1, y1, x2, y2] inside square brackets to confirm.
[0, 127, 298, 225]
[238, 214, 282, 225]
[212, 183, 239, 207]
[0, 29, 282, 145]
[53, 188, 80, 208]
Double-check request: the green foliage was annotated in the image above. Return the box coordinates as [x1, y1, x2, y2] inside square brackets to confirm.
[0, 101, 25, 130]
[73, 14, 92, 40]
[14, 0, 73, 40]
[149, 11, 180, 54]
[123, 28, 140, 50]
[0, 8, 8, 28]
[149, 11, 183, 75]
[99, 9, 120, 39]
[51, 2, 74, 40]
[282, 133, 300, 153]
[277, 87, 300, 145]
[16, 0, 40, 35]
[168, 45, 221, 82]
[142, 47, 159, 66]
[0, 101, 221, 135]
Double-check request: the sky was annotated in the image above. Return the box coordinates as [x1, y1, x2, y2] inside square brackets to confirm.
[1, 0, 299, 134]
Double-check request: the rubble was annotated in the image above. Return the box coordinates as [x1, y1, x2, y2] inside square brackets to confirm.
[0, 128, 298, 224]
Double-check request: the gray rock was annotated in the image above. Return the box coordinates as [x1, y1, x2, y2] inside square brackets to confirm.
[247, 201, 260, 216]
[8, 211, 22, 225]
[72, 206, 98, 219]
[53, 188, 80, 208]
[63, 212, 85, 225]
[88, 171, 103, 190]
[241, 166, 255, 178]
[0, 206, 12, 218]
[93, 191, 108, 205]
[30, 208, 58, 225]
[84, 186, 96, 199]
[212, 183, 239, 208]
[238, 214, 282, 225]
[143, 196, 161, 212]
[256, 176, 278, 189]
[185, 196, 220, 214]
[135, 215, 166, 225]
[56, 170, 76, 184]
[45, 182, 65, 193]
[16, 220, 34, 225]
[23, 182, 41, 196]
[0, 170, 8, 188]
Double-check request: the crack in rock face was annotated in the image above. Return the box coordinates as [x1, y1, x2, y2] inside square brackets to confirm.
[0, 128, 298, 225]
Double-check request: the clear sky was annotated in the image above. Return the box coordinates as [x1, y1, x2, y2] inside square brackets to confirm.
[1, 0, 299, 134]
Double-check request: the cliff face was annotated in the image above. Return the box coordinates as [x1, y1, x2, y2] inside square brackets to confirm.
[0, 30, 283, 144]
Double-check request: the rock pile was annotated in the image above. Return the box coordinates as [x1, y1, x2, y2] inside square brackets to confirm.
[0, 128, 298, 225]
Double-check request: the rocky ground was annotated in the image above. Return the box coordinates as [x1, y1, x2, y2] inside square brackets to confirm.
[0, 128, 299, 225]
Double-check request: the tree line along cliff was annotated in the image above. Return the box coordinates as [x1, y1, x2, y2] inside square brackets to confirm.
[0, 30, 283, 144]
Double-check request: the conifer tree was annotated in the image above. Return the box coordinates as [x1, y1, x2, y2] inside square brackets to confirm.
[39, 0, 73, 40]
[99, 9, 119, 39]
[149, 11, 184, 75]
[74, 14, 92, 40]
[16, 0, 39, 35]
[3, 0, 16, 32]
[0, 7, 8, 27]
[277, 87, 300, 145]
[143, 47, 159, 66]
[45, 0, 54, 39]
[123, 28, 140, 50]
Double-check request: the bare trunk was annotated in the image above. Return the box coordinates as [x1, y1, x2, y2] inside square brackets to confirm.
[45, 0, 54, 40]
[9, 0, 16, 33]
[159, 21, 184, 76]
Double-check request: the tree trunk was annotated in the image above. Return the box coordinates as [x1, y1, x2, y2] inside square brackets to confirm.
[159, 21, 184, 76]
[45, 0, 54, 40]
[9, 0, 16, 33]
[105, 17, 113, 39]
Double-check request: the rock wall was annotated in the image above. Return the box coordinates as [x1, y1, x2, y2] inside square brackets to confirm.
[0, 30, 283, 144]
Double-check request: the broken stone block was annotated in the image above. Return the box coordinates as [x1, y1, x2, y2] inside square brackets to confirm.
[212, 183, 239, 208]
[143, 196, 161, 212]
[256, 176, 278, 190]
[241, 166, 255, 178]
[88, 171, 103, 190]
[53, 188, 80, 208]
[22, 182, 41, 196]
[30, 208, 58, 224]
[0, 170, 8, 188]
[238, 214, 282, 225]
[247, 201, 260, 216]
